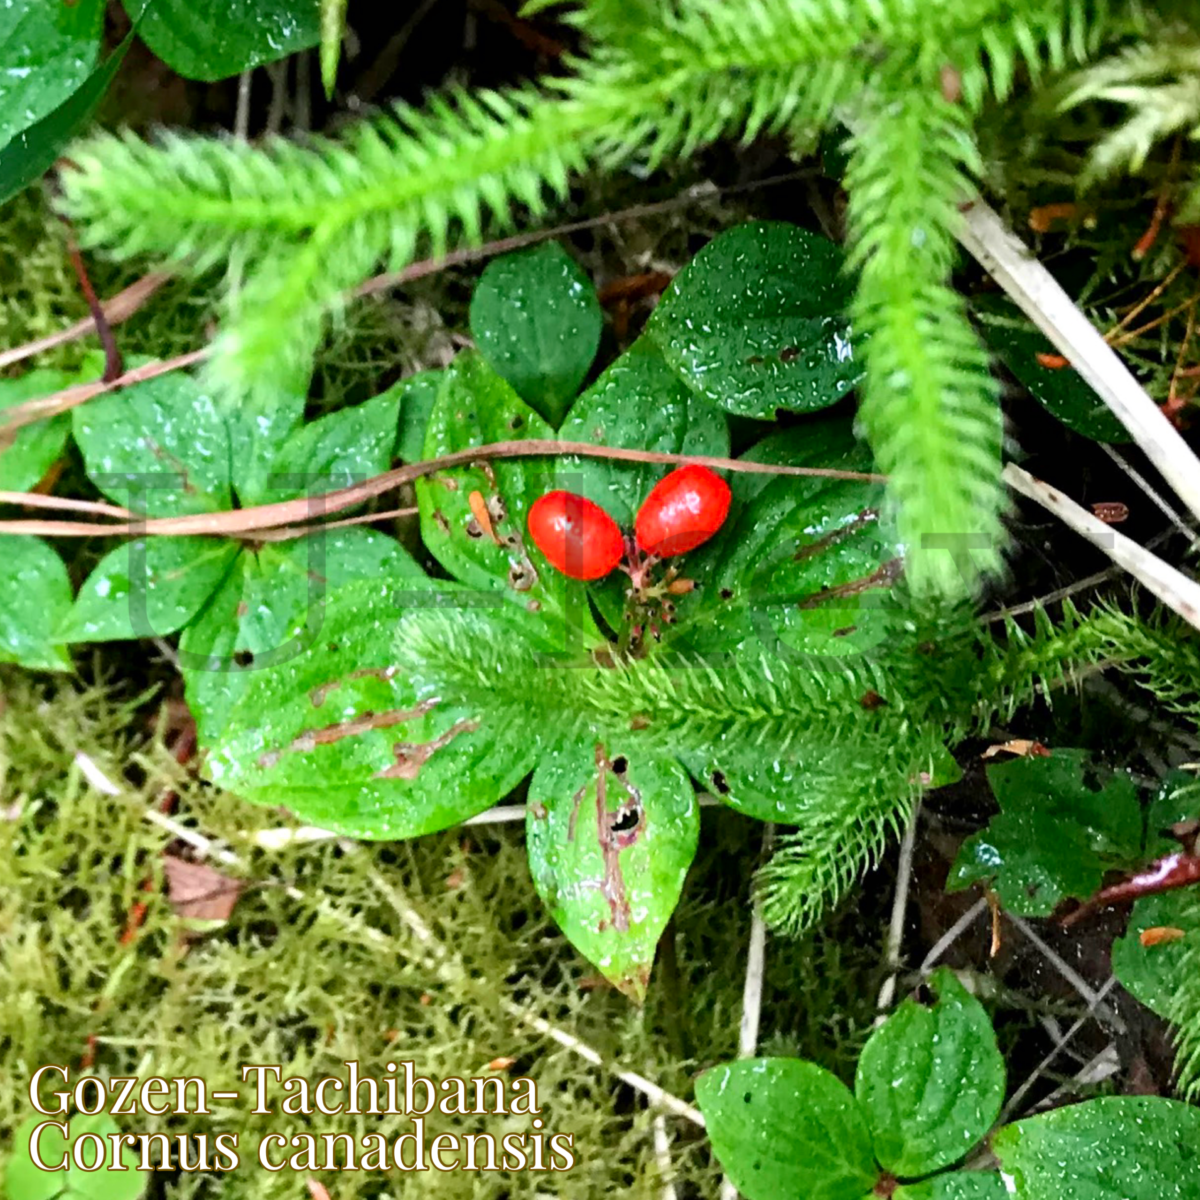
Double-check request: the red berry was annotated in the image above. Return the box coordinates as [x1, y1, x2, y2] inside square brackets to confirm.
[527, 491, 625, 580]
[635, 465, 731, 557]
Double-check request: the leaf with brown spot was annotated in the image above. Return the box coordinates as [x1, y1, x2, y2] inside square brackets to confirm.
[525, 740, 698, 1002]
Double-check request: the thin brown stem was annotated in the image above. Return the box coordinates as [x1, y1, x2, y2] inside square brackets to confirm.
[0, 441, 887, 539]
[64, 228, 122, 382]
[0, 349, 207, 435]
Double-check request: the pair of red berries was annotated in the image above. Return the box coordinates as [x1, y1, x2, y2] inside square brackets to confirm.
[527, 465, 732, 581]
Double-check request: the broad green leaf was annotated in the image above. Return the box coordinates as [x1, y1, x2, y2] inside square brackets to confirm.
[262, 391, 400, 502]
[896, 1174, 1009, 1199]
[669, 417, 897, 659]
[0, 0, 103, 151]
[58, 537, 238, 643]
[647, 221, 863, 418]
[207, 581, 545, 839]
[695, 1058, 878, 1200]
[947, 750, 1143, 917]
[222, 383, 306, 507]
[0, 367, 89, 492]
[555, 337, 729, 526]
[975, 302, 1128, 443]
[129, 0, 321, 81]
[526, 740, 698, 1000]
[469, 242, 602, 427]
[182, 529, 423, 742]
[1112, 890, 1200, 1020]
[73, 372, 232, 517]
[993, 1096, 1200, 1198]
[0, 25, 134, 206]
[394, 371, 442, 464]
[855, 968, 1004, 1177]
[416, 353, 599, 635]
[5, 1113, 145, 1200]
[0, 536, 72, 670]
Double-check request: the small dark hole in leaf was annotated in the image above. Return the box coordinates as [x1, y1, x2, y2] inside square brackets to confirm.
[327, 643, 340, 652]
[833, 625, 857, 637]
[1082, 767, 1104, 792]
[914, 983, 936, 1006]
[465, 518, 484, 538]
[611, 755, 628, 774]
[743, 1093, 753, 1104]
[610, 805, 640, 834]
[234, 649, 254, 667]
[712, 770, 730, 795]
[779, 345, 800, 362]
[509, 415, 524, 430]
[719, 588, 734, 601]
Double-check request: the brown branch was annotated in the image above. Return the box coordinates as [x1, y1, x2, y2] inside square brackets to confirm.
[0, 491, 135, 518]
[0, 440, 887, 539]
[0, 349, 207, 435]
[64, 227, 123, 382]
[0, 274, 171, 372]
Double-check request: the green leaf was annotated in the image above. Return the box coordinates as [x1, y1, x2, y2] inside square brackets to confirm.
[469, 242, 602, 427]
[320, 0, 346, 97]
[1145, 771, 1200, 856]
[263, 391, 400, 502]
[1112, 890, 1200, 1020]
[669, 417, 897, 659]
[5, 1113, 145, 1200]
[647, 221, 863, 419]
[73, 372, 232, 517]
[129, 0, 321, 81]
[855, 968, 1005, 1177]
[206, 581, 545, 839]
[0, 536, 72, 670]
[0, 0, 104, 151]
[0, 367, 93, 492]
[975, 302, 1129, 443]
[695, 1058, 879, 1200]
[555, 337, 729, 526]
[416, 353, 599, 634]
[222, 383, 306, 507]
[895, 1174, 1009, 1199]
[394, 371, 443, 464]
[0, 25, 133, 206]
[58, 537, 238, 643]
[181, 529, 422, 742]
[525, 740, 698, 1000]
[993, 1096, 1200, 1198]
[947, 750, 1143, 917]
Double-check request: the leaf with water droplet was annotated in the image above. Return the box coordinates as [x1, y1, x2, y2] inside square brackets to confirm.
[73, 368, 233, 517]
[0, 0, 104, 153]
[648, 221, 863, 418]
[58, 536, 238, 644]
[0, 363, 97, 492]
[131, 0, 320, 81]
[994, 1095, 1200, 1198]
[947, 749, 1143, 917]
[696, 1057, 878, 1200]
[666, 416, 898, 659]
[895, 1172, 1010, 1199]
[525, 740, 697, 1001]
[856, 968, 1005, 1178]
[204, 577, 545, 838]
[0, 536, 72, 670]
[182, 529, 423, 743]
[470, 242, 601, 428]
